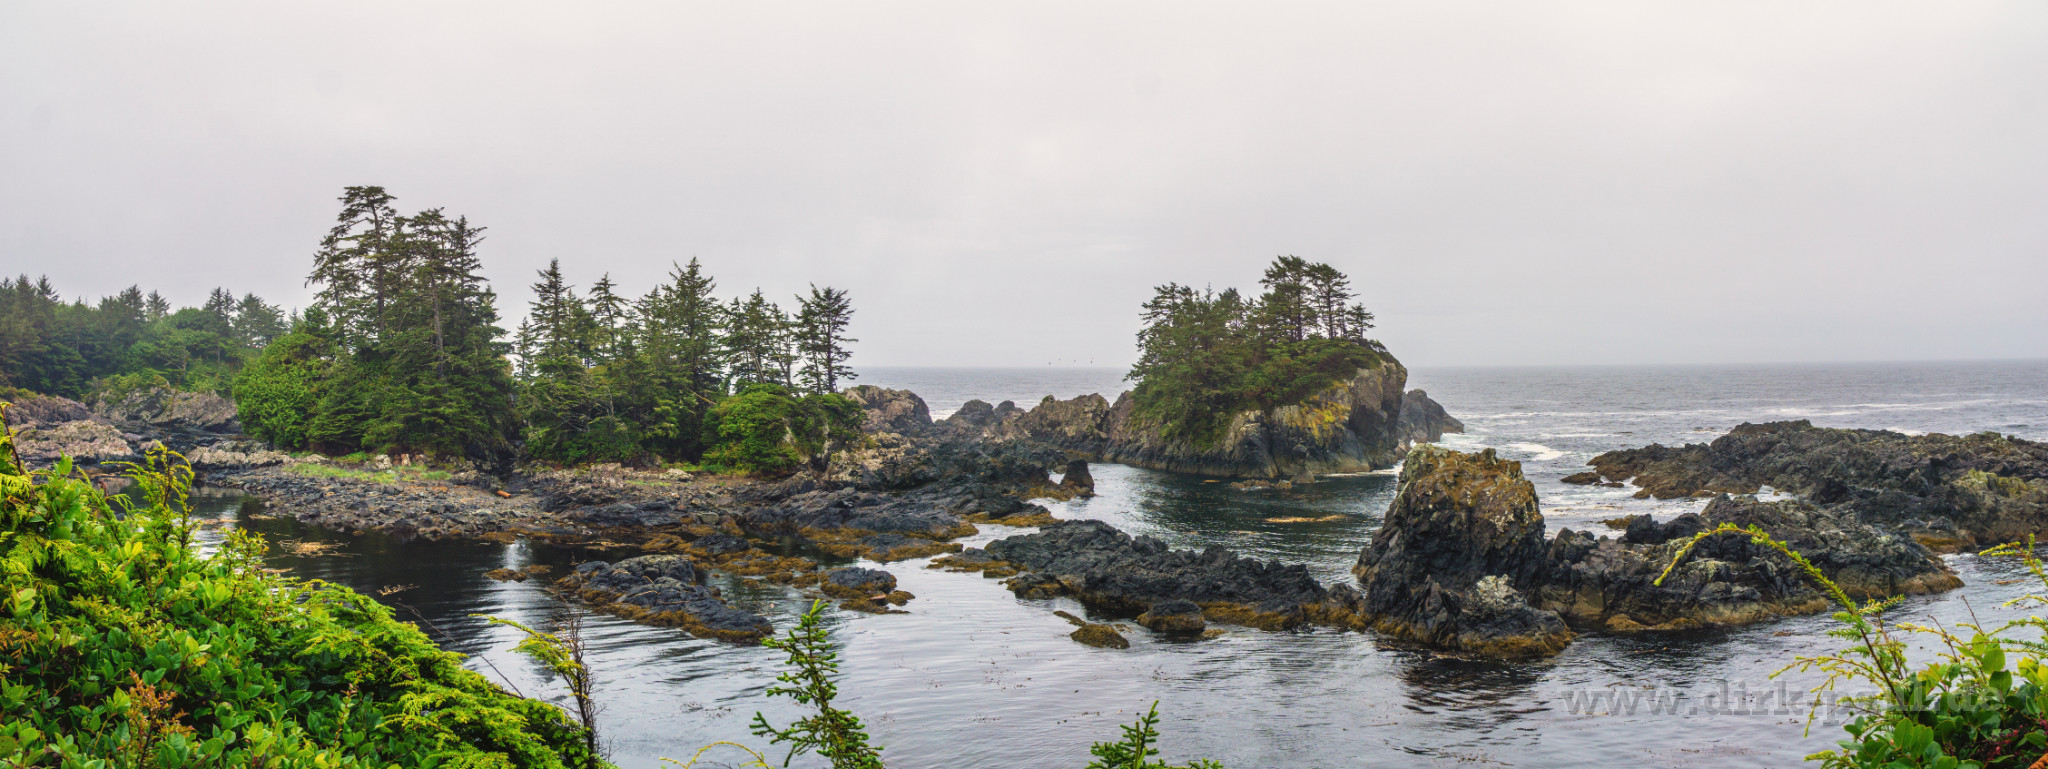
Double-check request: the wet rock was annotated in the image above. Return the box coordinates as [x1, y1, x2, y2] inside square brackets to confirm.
[1056, 458, 1095, 498]
[561, 555, 772, 643]
[1351, 446, 1573, 658]
[1581, 421, 2048, 550]
[821, 567, 898, 600]
[1535, 497, 1962, 631]
[1136, 600, 1206, 634]
[1395, 389, 1466, 450]
[1560, 471, 1604, 486]
[741, 486, 976, 541]
[843, 385, 932, 435]
[1055, 610, 1130, 649]
[984, 520, 1329, 629]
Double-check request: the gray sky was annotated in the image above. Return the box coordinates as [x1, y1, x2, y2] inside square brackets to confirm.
[4, 2, 2044, 368]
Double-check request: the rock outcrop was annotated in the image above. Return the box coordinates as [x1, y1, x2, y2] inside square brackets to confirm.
[843, 386, 932, 435]
[561, 555, 773, 642]
[10, 419, 136, 466]
[1348, 444, 1963, 657]
[1535, 497, 1960, 632]
[1100, 357, 1410, 478]
[967, 519, 1333, 630]
[95, 385, 240, 435]
[1577, 421, 2048, 551]
[1394, 389, 1465, 450]
[1349, 446, 1573, 657]
[930, 355, 1466, 480]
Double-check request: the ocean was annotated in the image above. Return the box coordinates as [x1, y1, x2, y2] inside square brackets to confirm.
[199, 360, 2048, 767]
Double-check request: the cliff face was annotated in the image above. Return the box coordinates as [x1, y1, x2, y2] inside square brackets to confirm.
[1088, 356, 1410, 478]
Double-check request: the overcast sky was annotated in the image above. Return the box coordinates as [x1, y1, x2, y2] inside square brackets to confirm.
[4, 3, 2044, 368]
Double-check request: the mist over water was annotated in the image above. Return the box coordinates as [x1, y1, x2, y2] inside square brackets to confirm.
[195, 360, 2048, 767]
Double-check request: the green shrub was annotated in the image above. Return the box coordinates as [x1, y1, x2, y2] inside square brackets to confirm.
[701, 385, 862, 476]
[0, 403, 601, 767]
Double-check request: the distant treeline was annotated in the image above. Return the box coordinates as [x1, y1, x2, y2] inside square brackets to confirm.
[1128, 255, 1383, 445]
[8, 186, 862, 473]
[0, 276, 287, 399]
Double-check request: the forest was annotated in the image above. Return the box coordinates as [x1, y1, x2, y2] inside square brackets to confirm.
[1126, 256, 1384, 445]
[0, 186, 862, 474]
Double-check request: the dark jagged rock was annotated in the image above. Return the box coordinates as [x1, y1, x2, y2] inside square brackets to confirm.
[561, 555, 773, 642]
[1057, 459, 1095, 498]
[1535, 497, 1960, 632]
[1350, 446, 1573, 658]
[944, 399, 997, 429]
[843, 385, 932, 435]
[740, 486, 975, 540]
[1136, 599, 1206, 634]
[1348, 445, 1962, 656]
[822, 567, 897, 599]
[981, 520, 1330, 629]
[1580, 420, 2048, 550]
[1395, 389, 1466, 450]
[989, 394, 1115, 453]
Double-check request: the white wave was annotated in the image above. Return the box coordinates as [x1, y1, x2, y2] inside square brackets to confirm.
[1538, 432, 1613, 439]
[1505, 442, 1565, 462]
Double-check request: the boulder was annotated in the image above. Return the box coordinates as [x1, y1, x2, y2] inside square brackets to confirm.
[1350, 446, 1572, 657]
[821, 567, 898, 599]
[1056, 458, 1095, 498]
[1136, 599, 1206, 634]
[945, 399, 997, 429]
[842, 386, 932, 435]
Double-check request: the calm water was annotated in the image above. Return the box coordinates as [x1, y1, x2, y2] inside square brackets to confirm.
[193, 360, 2048, 768]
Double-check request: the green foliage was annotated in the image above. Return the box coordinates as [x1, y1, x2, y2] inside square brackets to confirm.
[0, 402, 601, 767]
[0, 274, 281, 399]
[273, 188, 519, 461]
[1086, 702, 1226, 769]
[1127, 257, 1381, 446]
[482, 611, 603, 768]
[233, 321, 332, 449]
[750, 600, 885, 769]
[1662, 525, 2048, 768]
[701, 385, 863, 476]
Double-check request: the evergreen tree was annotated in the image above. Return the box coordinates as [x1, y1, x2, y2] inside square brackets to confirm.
[309, 186, 405, 348]
[1129, 257, 1381, 445]
[233, 292, 288, 350]
[144, 290, 170, 322]
[794, 285, 857, 393]
[725, 290, 788, 387]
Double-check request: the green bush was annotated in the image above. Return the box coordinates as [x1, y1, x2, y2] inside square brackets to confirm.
[0, 403, 601, 768]
[701, 385, 862, 476]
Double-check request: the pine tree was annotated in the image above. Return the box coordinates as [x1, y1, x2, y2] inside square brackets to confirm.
[309, 186, 405, 348]
[725, 290, 787, 387]
[144, 290, 171, 322]
[794, 285, 857, 393]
